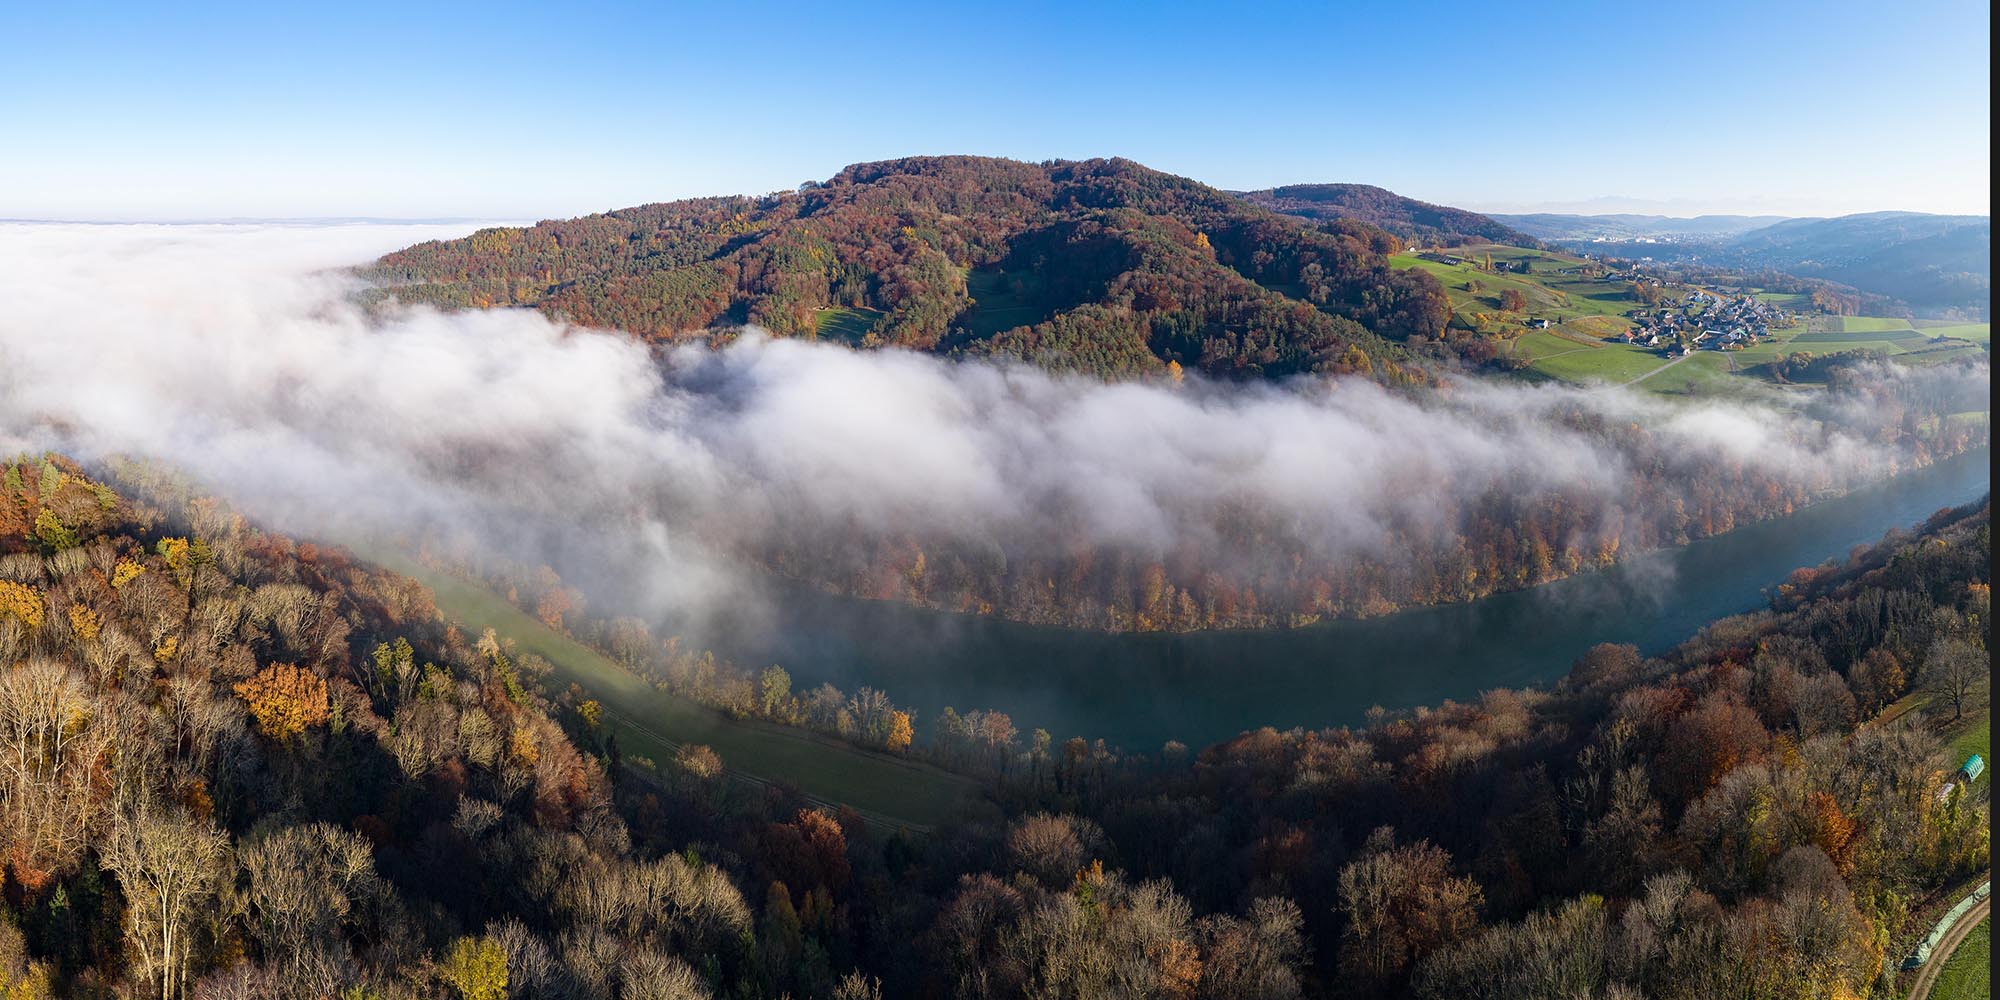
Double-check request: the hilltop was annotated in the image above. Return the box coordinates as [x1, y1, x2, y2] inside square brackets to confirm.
[366, 156, 1452, 381]
[1237, 183, 1543, 249]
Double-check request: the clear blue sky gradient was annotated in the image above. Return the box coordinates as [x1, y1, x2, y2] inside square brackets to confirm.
[2, 0, 1989, 220]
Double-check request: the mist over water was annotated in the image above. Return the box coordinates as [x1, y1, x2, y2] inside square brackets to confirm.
[0, 222, 1987, 644]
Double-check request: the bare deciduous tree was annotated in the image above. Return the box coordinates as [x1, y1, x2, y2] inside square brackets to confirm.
[103, 810, 230, 1000]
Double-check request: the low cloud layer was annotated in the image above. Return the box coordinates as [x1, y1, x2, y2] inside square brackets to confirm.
[0, 223, 1987, 631]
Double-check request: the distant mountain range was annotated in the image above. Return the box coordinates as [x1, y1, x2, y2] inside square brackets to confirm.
[1491, 213, 1792, 241]
[1236, 184, 1543, 249]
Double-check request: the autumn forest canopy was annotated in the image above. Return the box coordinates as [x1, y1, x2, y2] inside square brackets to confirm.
[0, 451, 1988, 1000]
[367, 156, 1451, 381]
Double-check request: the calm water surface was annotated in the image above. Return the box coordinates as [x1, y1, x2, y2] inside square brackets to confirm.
[690, 449, 1990, 749]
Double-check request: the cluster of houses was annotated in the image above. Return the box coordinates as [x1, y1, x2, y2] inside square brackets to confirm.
[1614, 290, 1792, 357]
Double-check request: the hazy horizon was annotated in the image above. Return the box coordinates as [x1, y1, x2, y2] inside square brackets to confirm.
[0, 181, 1987, 229]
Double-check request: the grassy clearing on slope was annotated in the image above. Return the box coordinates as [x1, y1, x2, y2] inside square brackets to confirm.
[1637, 352, 1744, 397]
[1396, 246, 1639, 325]
[1934, 917, 1990, 1000]
[1944, 709, 1990, 790]
[1506, 330, 1587, 360]
[958, 266, 1050, 338]
[406, 565, 981, 830]
[1530, 342, 1665, 383]
[813, 306, 883, 344]
[1560, 315, 1630, 339]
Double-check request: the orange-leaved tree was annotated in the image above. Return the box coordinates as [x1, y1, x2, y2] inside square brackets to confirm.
[233, 663, 330, 741]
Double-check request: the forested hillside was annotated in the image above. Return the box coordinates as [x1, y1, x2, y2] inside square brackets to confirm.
[1718, 213, 1990, 318]
[1239, 184, 1542, 250]
[0, 451, 1988, 998]
[365, 157, 1452, 381]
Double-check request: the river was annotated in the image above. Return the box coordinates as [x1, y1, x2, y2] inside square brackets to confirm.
[682, 449, 1990, 750]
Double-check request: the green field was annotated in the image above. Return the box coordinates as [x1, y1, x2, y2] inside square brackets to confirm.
[1389, 250, 1989, 397]
[1742, 317, 1985, 366]
[1833, 315, 1913, 333]
[1393, 246, 1641, 326]
[1899, 342, 1990, 365]
[1920, 323, 1991, 344]
[1755, 291, 1811, 309]
[1526, 340, 1669, 383]
[1395, 245, 1786, 392]
[1636, 352, 1754, 397]
[399, 564, 980, 831]
[1933, 917, 1990, 1000]
[813, 306, 883, 344]
[1945, 709, 1990, 791]
[958, 266, 1050, 338]
[1793, 328, 1929, 344]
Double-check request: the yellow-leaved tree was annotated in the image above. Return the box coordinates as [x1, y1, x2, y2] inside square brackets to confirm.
[440, 935, 508, 1000]
[885, 710, 914, 753]
[233, 663, 330, 741]
[0, 581, 44, 629]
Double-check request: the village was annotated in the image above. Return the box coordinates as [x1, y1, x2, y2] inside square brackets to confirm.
[1613, 286, 1794, 357]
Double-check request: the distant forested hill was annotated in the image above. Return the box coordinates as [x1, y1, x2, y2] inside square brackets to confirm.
[366, 157, 1453, 381]
[1717, 212, 1990, 317]
[1491, 213, 1793, 241]
[1240, 183, 1543, 248]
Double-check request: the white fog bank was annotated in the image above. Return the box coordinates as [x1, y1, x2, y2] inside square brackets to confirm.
[0, 223, 1986, 625]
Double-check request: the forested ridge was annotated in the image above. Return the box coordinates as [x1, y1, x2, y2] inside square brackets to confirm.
[1235, 184, 1544, 251]
[1, 449, 1984, 999]
[365, 156, 1452, 381]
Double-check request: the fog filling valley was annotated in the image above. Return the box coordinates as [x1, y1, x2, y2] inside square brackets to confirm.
[0, 222, 1988, 636]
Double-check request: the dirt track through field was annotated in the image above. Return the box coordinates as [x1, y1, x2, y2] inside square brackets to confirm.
[1909, 889, 1991, 1000]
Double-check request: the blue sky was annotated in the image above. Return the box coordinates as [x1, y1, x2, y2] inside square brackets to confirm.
[2, 0, 1988, 220]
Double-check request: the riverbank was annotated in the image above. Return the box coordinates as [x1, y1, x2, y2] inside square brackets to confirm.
[683, 447, 1992, 748]
[383, 556, 983, 832]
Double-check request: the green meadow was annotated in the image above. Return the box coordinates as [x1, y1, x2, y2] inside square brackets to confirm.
[391, 560, 981, 831]
[1934, 918, 1990, 1000]
[1919, 322, 1991, 344]
[1832, 315, 1912, 333]
[958, 266, 1051, 338]
[1390, 248, 1988, 398]
[813, 306, 883, 344]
